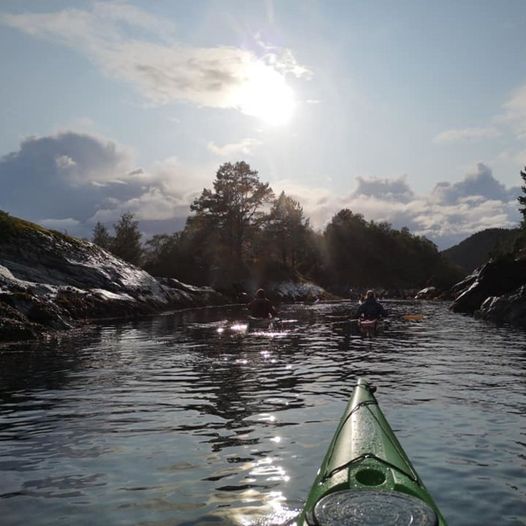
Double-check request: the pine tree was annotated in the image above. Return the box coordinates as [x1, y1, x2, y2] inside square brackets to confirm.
[111, 212, 143, 265]
[190, 161, 274, 267]
[92, 222, 113, 251]
[264, 191, 310, 270]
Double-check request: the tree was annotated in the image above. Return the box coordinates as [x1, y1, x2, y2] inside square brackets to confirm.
[92, 222, 113, 251]
[518, 166, 526, 227]
[323, 209, 369, 290]
[322, 208, 460, 292]
[111, 212, 142, 265]
[190, 162, 274, 277]
[264, 191, 311, 271]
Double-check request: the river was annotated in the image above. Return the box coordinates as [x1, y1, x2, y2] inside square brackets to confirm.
[0, 300, 524, 525]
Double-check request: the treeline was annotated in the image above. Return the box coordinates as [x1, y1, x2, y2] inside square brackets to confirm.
[92, 161, 462, 293]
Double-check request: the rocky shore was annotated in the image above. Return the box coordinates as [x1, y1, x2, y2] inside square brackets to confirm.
[0, 215, 230, 343]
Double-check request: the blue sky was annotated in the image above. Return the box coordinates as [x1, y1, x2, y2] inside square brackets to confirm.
[1, 0, 525, 248]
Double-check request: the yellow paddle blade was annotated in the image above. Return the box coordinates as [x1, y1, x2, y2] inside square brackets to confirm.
[403, 314, 424, 321]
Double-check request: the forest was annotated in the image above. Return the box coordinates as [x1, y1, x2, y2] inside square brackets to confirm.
[90, 161, 474, 295]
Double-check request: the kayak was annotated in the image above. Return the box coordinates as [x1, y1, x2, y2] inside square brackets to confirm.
[247, 316, 273, 329]
[358, 318, 382, 336]
[358, 318, 378, 330]
[296, 379, 447, 525]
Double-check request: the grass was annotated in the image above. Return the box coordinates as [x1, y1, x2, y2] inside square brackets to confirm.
[0, 210, 85, 247]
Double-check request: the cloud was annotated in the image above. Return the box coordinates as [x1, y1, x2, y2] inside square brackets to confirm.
[207, 138, 261, 157]
[352, 175, 415, 203]
[1, 3, 310, 117]
[0, 131, 208, 237]
[430, 162, 518, 204]
[91, 187, 184, 223]
[0, 131, 135, 222]
[433, 127, 501, 144]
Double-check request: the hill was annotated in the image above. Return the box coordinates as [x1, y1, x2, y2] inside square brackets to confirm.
[0, 210, 227, 342]
[441, 228, 520, 273]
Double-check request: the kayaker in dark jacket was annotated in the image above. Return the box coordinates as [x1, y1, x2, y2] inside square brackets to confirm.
[356, 290, 386, 320]
[248, 289, 277, 319]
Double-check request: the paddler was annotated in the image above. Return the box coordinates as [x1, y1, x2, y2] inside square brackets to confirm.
[356, 289, 386, 320]
[248, 288, 277, 319]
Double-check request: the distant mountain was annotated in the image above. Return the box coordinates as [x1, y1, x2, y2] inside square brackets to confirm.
[441, 228, 520, 273]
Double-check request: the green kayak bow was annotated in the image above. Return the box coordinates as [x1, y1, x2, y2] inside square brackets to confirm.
[297, 379, 447, 525]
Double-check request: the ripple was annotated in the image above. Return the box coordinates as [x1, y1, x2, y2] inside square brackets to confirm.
[0, 300, 525, 525]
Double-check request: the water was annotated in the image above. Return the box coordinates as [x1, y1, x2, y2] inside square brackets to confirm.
[0, 300, 524, 525]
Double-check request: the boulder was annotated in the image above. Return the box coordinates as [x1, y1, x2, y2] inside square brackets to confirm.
[415, 286, 438, 300]
[476, 285, 526, 327]
[450, 257, 526, 314]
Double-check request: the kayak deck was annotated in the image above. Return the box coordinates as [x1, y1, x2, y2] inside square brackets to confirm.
[296, 379, 447, 525]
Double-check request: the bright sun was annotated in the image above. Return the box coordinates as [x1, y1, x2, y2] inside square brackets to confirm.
[237, 61, 296, 126]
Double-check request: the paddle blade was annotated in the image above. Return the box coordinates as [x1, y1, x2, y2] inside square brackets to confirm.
[403, 314, 424, 321]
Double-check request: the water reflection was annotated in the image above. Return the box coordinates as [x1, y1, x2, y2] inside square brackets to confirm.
[0, 301, 525, 525]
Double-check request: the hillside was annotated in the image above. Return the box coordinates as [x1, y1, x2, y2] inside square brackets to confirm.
[441, 228, 519, 274]
[0, 211, 227, 342]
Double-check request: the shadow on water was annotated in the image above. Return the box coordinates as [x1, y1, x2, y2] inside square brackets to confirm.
[0, 300, 525, 525]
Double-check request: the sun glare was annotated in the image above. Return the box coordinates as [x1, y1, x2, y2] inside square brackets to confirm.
[238, 62, 296, 126]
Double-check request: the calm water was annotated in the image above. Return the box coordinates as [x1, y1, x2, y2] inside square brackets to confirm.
[0, 300, 525, 525]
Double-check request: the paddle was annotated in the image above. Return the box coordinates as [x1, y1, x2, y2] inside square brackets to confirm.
[402, 313, 424, 321]
[330, 318, 360, 326]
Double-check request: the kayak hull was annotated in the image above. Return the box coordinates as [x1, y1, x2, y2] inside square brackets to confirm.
[296, 379, 447, 525]
[247, 316, 272, 329]
[358, 318, 383, 336]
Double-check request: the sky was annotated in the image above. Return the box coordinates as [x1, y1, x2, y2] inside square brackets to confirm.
[1, 0, 525, 249]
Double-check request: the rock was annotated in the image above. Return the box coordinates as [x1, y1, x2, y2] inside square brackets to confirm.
[450, 257, 526, 314]
[0, 295, 46, 341]
[415, 286, 438, 300]
[0, 318, 43, 342]
[476, 285, 526, 327]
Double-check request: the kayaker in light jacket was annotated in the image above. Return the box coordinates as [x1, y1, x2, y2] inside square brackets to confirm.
[356, 290, 386, 320]
[248, 289, 277, 319]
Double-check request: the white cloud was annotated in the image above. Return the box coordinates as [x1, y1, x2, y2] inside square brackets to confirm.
[207, 138, 261, 157]
[55, 155, 77, 170]
[1, 3, 310, 117]
[433, 127, 501, 144]
[352, 175, 414, 203]
[90, 186, 183, 223]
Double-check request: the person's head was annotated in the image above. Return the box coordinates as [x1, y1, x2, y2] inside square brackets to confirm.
[256, 288, 265, 299]
[366, 289, 375, 299]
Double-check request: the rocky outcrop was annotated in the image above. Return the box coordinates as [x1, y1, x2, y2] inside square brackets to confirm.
[449, 256, 526, 327]
[0, 215, 228, 343]
[450, 258, 526, 314]
[415, 286, 438, 300]
[476, 286, 526, 327]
